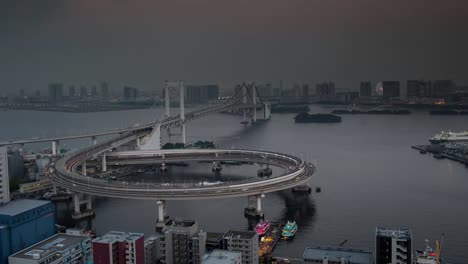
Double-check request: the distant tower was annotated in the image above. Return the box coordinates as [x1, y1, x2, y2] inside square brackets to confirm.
[375, 227, 412, 264]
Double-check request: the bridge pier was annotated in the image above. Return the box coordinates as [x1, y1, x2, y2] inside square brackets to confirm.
[52, 140, 59, 155]
[244, 194, 265, 219]
[156, 200, 168, 233]
[18, 143, 25, 154]
[72, 193, 95, 220]
[102, 153, 107, 172]
[92, 136, 97, 145]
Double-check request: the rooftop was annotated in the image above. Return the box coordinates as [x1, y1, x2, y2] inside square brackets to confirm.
[202, 249, 242, 264]
[0, 199, 51, 217]
[10, 233, 88, 260]
[93, 231, 144, 244]
[224, 230, 257, 240]
[303, 246, 374, 264]
[376, 227, 412, 239]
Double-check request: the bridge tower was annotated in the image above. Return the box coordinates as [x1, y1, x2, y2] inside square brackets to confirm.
[179, 81, 186, 145]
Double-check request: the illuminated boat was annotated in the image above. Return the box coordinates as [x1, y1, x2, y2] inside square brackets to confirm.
[254, 220, 271, 236]
[281, 221, 297, 239]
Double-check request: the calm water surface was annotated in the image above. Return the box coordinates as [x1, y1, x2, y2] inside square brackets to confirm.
[1, 106, 467, 263]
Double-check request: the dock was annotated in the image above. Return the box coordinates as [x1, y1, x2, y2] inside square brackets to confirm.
[259, 222, 282, 263]
[412, 145, 468, 166]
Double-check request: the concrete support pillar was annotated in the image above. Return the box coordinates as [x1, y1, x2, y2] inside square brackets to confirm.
[157, 200, 166, 222]
[52, 185, 57, 195]
[52, 141, 58, 155]
[179, 81, 186, 145]
[73, 193, 81, 214]
[102, 152, 107, 172]
[92, 137, 97, 145]
[82, 161, 87, 176]
[136, 137, 141, 147]
[86, 195, 92, 210]
[256, 194, 264, 212]
[18, 144, 25, 154]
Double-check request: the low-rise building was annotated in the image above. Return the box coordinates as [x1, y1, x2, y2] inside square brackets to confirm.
[222, 230, 258, 264]
[8, 233, 91, 264]
[303, 246, 374, 264]
[202, 249, 242, 264]
[0, 199, 56, 264]
[93, 231, 145, 264]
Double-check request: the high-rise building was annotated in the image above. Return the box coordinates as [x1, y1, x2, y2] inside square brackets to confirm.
[0, 147, 10, 205]
[375, 227, 412, 264]
[100, 82, 109, 101]
[48, 83, 64, 104]
[432, 80, 455, 99]
[145, 235, 162, 264]
[202, 249, 242, 264]
[407, 80, 432, 98]
[381, 81, 400, 98]
[92, 231, 145, 264]
[9, 233, 92, 264]
[123, 86, 138, 101]
[80, 86, 88, 98]
[303, 246, 373, 263]
[69, 85, 76, 97]
[316, 82, 336, 101]
[360, 82, 372, 97]
[0, 200, 56, 264]
[222, 230, 259, 264]
[159, 219, 207, 264]
[185, 85, 219, 104]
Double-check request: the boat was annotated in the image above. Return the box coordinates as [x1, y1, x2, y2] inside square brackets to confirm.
[414, 239, 445, 264]
[428, 131, 468, 144]
[294, 112, 341, 123]
[254, 220, 271, 236]
[281, 221, 297, 239]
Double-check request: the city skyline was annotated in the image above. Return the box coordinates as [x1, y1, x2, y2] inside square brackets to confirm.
[1, 0, 468, 94]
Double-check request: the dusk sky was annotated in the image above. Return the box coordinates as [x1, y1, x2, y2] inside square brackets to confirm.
[1, 0, 467, 94]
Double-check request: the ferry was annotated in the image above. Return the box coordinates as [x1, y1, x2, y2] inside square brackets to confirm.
[254, 220, 271, 236]
[281, 221, 297, 239]
[429, 131, 468, 144]
[414, 239, 444, 264]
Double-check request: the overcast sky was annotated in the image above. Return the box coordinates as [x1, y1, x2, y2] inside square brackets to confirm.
[1, 0, 467, 95]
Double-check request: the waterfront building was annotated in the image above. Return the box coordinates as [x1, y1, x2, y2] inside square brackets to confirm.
[432, 80, 455, 100]
[100, 82, 110, 101]
[222, 230, 258, 264]
[0, 146, 10, 205]
[407, 80, 431, 98]
[159, 219, 207, 264]
[0, 199, 56, 264]
[68, 85, 76, 97]
[145, 235, 162, 264]
[185, 85, 219, 104]
[316, 82, 336, 102]
[303, 246, 374, 263]
[8, 233, 92, 264]
[202, 249, 242, 264]
[381, 81, 400, 98]
[48, 83, 64, 104]
[375, 227, 412, 264]
[79, 86, 88, 98]
[360, 82, 372, 97]
[92, 231, 145, 264]
[123, 86, 139, 101]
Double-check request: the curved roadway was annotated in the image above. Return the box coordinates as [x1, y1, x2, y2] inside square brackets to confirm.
[47, 134, 315, 200]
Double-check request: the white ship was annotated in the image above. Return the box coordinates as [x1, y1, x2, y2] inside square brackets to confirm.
[428, 131, 468, 144]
